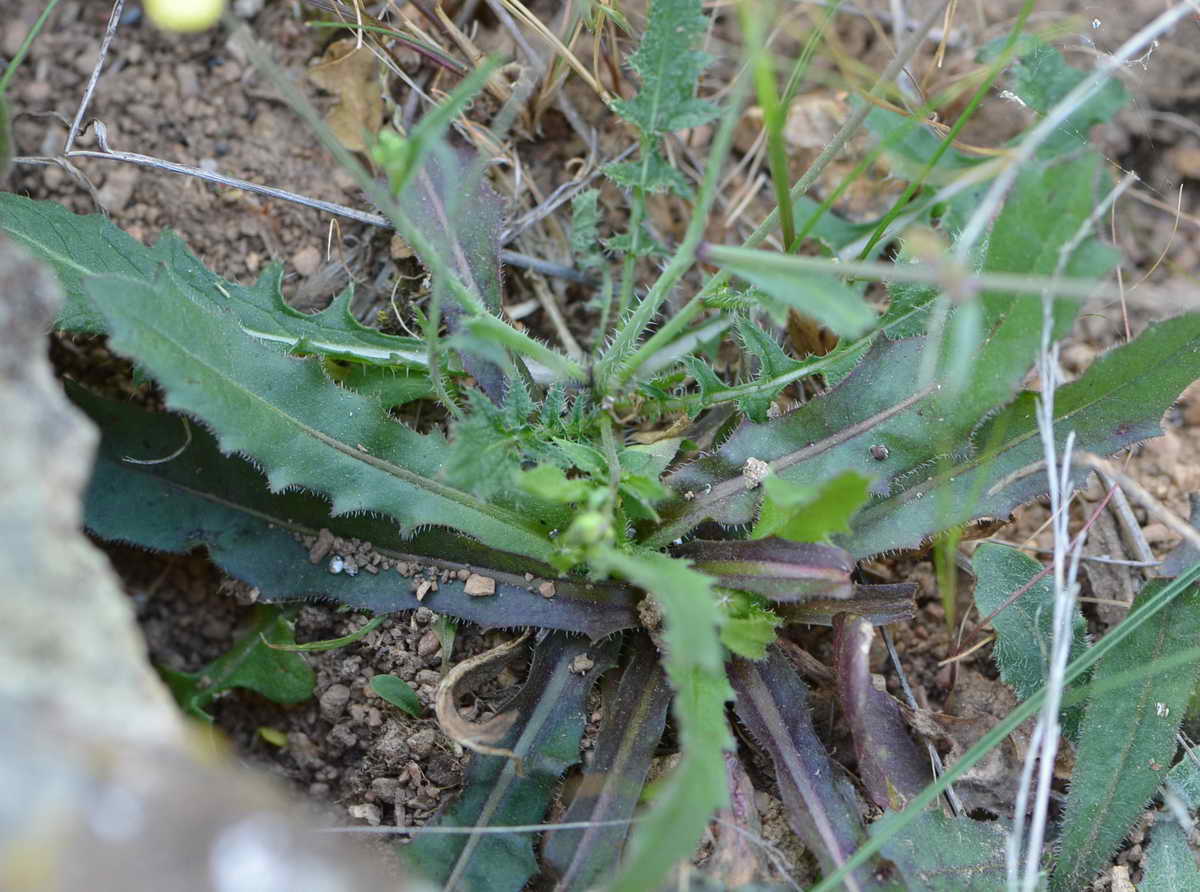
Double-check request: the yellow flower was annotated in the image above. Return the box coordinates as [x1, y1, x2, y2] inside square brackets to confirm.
[144, 0, 226, 33]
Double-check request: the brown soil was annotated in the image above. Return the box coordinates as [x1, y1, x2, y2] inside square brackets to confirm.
[7, 0, 1200, 888]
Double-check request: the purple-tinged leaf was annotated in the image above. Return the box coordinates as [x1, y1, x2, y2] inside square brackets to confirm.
[406, 632, 620, 891]
[777, 583, 917, 627]
[543, 633, 672, 890]
[730, 648, 883, 889]
[832, 614, 931, 809]
[656, 314, 1200, 559]
[671, 538, 853, 601]
[75, 388, 637, 639]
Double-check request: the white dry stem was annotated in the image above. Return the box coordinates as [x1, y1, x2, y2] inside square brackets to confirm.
[1007, 170, 1137, 892]
[954, 2, 1195, 265]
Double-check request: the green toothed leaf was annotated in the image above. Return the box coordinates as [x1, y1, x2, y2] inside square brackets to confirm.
[83, 271, 558, 563]
[972, 542, 1089, 738]
[610, 0, 718, 138]
[1053, 580, 1200, 890]
[74, 387, 636, 639]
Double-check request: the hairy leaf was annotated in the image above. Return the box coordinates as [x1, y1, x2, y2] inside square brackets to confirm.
[1140, 820, 1200, 892]
[972, 542, 1088, 736]
[1164, 747, 1200, 811]
[605, 149, 693, 197]
[542, 634, 672, 889]
[1053, 580, 1200, 890]
[570, 188, 605, 272]
[405, 632, 619, 891]
[75, 388, 636, 638]
[832, 614, 931, 809]
[658, 313, 1200, 558]
[610, 0, 718, 138]
[160, 605, 314, 722]
[874, 811, 1008, 891]
[730, 648, 879, 887]
[83, 270, 559, 561]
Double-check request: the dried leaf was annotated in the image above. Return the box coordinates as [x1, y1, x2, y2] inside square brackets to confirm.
[435, 631, 532, 766]
[307, 38, 384, 152]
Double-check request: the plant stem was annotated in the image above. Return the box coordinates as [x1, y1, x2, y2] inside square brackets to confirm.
[856, 0, 1036, 261]
[608, 0, 950, 390]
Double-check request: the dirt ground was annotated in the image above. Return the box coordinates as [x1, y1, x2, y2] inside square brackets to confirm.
[7, 0, 1200, 887]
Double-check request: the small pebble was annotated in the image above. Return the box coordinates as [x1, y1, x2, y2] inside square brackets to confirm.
[463, 573, 496, 597]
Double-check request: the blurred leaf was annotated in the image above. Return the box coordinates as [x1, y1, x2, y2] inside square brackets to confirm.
[0, 93, 10, 178]
[370, 674, 422, 716]
[405, 633, 619, 891]
[832, 614, 931, 809]
[874, 810, 1008, 891]
[981, 35, 1129, 157]
[1053, 580, 1200, 890]
[543, 634, 672, 889]
[704, 243, 876, 338]
[972, 542, 1088, 737]
[570, 188, 605, 271]
[1140, 819, 1200, 892]
[75, 388, 637, 639]
[160, 605, 314, 722]
[730, 648, 880, 887]
[752, 471, 872, 543]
